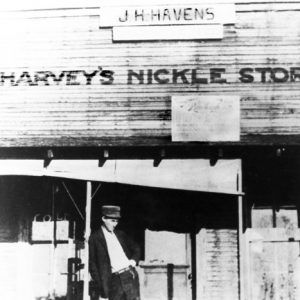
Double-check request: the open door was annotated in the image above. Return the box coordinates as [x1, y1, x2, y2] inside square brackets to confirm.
[246, 208, 300, 300]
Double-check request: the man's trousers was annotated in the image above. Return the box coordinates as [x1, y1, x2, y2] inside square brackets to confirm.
[108, 267, 140, 300]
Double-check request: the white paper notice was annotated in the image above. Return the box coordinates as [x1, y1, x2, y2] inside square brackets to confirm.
[172, 95, 240, 142]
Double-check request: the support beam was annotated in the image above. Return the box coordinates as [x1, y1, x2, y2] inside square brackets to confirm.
[44, 149, 54, 168]
[83, 181, 92, 300]
[237, 165, 245, 300]
[99, 149, 109, 167]
[153, 149, 166, 167]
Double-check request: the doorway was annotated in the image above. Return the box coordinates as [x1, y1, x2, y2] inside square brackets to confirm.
[246, 207, 300, 300]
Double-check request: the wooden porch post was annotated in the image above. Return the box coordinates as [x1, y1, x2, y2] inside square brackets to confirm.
[238, 163, 245, 300]
[83, 181, 92, 300]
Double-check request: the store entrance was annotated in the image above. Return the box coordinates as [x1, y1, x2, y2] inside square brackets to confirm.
[90, 183, 194, 300]
[246, 207, 300, 300]
[243, 151, 300, 300]
[89, 183, 239, 300]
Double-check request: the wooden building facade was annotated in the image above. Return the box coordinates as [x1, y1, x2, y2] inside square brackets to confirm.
[1, 0, 300, 147]
[0, 0, 300, 299]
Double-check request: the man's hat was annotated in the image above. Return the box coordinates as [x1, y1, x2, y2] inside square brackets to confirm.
[101, 205, 121, 218]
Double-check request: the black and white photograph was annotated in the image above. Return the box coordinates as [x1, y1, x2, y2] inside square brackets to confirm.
[0, 0, 300, 299]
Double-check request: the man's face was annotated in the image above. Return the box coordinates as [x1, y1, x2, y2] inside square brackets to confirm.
[102, 216, 119, 232]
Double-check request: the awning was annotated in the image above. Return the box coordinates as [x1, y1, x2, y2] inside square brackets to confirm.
[0, 159, 241, 195]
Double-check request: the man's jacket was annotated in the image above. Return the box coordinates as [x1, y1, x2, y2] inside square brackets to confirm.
[89, 227, 141, 298]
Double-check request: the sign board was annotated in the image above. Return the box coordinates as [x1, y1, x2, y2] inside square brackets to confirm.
[172, 95, 240, 142]
[100, 4, 236, 27]
[145, 230, 189, 264]
[32, 220, 69, 241]
[113, 24, 223, 41]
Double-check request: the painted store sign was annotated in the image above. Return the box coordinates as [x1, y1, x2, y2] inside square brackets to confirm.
[99, 3, 235, 41]
[1, 66, 300, 87]
[99, 4, 235, 27]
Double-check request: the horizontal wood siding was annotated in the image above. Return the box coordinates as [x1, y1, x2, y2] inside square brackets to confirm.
[197, 229, 239, 300]
[0, 1, 300, 146]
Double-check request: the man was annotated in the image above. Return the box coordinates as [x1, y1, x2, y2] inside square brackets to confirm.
[89, 205, 140, 300]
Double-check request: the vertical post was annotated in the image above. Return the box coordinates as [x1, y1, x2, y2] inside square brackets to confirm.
[83, 181, 92, 300]
[167, 263, 174, 300]
[50, 183, 57, 299]
[191, 232, 197, 300]
[237, 163, 245, 300]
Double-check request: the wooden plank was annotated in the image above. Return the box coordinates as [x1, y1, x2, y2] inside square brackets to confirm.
[246, 228, 300, 242]
[248, 241, 300, 300]
[204, 229, 239, 300]
[1, 1, 300, 17]
[196, 229, 207, 299]
[83, 181, 92, 300]
[113, 25, 223, 41]
[1, 0, 299, 13]
[237, 169, 245, 300]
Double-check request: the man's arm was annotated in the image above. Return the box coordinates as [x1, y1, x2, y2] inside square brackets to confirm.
[88, 236, 101, 287]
